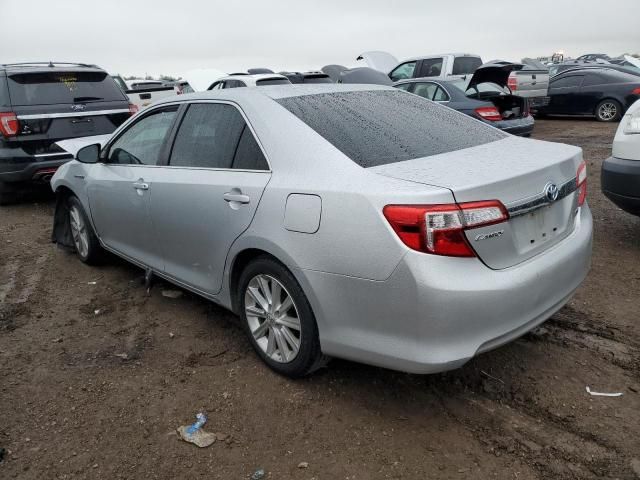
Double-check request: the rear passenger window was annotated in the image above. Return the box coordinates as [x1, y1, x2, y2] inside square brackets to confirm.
[583, 74, 604, 86]
[169, 103, 267, 170]
[232, 126, 269, 170]
[418, 58, 444, 77]
[413, 83, 439, 100]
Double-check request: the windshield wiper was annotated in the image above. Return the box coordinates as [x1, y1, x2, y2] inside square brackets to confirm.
[73, 96, 103, 102]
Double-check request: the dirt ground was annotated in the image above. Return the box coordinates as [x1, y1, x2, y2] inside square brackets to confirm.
[1, 119, 639, 480]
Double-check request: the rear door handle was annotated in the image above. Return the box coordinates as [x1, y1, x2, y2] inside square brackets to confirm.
[223, 192, 250, 204]
[133, 181, 149, 190]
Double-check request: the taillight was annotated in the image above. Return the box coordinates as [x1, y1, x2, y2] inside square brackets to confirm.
[576, 161, 587, 206]
[632, 87, 640, 95]
[128, 103, 139, 116]
[507, 73, 518, 92]
[0, 112, 19, 138]
[474, 106, 502, 122]
[383, 200, 509, 257]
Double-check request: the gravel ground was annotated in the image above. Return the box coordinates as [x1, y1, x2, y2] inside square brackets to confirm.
[1, 119, 639, 480]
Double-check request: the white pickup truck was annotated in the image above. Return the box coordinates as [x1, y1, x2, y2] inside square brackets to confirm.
[111, 76, 178, 110]
[358, 51, 550, 108]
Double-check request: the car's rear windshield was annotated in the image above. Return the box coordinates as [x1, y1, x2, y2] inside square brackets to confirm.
[277, 90, 506, 167]
[256, 78, 291, 86]
[7, 71, 126, 106]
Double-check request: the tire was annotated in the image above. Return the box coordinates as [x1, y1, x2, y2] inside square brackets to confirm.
[238, 256, 327, 378]
[0, 181, 18, 206]
[596, 99, 622, 122]
[67, 196, 103, 264]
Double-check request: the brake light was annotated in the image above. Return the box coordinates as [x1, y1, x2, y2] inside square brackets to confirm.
[508, 73, 518, 92]
[632, 87, 640, 95]
[475, 106, 502, 122]
[0, 112, 19, 137]
[576, 161, 587, 206]
[128, 103, 139, 116]
[383, 200, 509, 257]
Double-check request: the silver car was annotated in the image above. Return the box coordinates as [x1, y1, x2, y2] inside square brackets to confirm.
[51, 85, 592, 377]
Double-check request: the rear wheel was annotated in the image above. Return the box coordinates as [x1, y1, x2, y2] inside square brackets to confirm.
[67, 196, 103, 264]
[596, 99, 622, 122]
[238, 256, 326, 378]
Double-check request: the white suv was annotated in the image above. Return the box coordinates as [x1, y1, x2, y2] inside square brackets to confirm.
[207, 73, 291, 90]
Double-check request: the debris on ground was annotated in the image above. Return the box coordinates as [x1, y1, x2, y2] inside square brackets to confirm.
[87, 281, 97, 285]
[250, 468, 265, 479]
[162, 290, 183, 299]
[94, 309, 101, 315]
[481, 370, 505, 384]
[630, 458, 640, 478]
[586, 386, 623, 397]
[169, 332, 175, 338]
[297, 461, 309, 469]
[177, 413, 216, 448]
[0, 447, 5, 463]
[114, 353, 129, 360]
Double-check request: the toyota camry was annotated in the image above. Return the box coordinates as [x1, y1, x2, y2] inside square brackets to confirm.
[50, 84, 592, 377]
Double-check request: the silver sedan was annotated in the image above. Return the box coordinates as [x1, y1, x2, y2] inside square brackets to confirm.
[51, 85, 592, 377]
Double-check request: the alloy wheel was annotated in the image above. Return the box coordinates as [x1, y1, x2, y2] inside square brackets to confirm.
[69, 205, 89, 258]
[599, 102, 618, 121]
[244, 274, 301, 363]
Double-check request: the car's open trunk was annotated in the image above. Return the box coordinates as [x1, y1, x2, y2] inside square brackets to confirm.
[470, 92, 527, 119]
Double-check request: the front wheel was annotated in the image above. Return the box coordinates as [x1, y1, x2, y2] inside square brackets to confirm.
[238, 256, 326, 378]
[596, 99, 622, 122]
[67, 196, 103, 264]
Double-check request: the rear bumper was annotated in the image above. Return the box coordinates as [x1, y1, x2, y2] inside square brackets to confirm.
[0, 147, 72, 183]
[601, 155, 640, 215]
[491, 116, 535, 137]
[298, 205, 592, 374]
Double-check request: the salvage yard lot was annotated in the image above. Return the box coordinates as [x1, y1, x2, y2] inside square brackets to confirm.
[1, 119, 639, 479]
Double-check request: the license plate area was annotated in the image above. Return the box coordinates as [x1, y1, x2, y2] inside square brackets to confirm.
[69, 117, 95, 134]
[511, 197, 575, 255]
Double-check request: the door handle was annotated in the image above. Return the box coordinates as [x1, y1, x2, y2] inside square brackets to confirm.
[133, 180, 149, 190]
[223, 192, 250, 204]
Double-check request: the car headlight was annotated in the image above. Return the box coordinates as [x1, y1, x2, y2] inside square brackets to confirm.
[623, 110, 640, 134]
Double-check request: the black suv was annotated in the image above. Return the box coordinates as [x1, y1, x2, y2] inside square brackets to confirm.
[0, 62, 134, 204]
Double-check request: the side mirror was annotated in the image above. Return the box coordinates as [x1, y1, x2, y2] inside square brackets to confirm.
[76, 143, 101, 164]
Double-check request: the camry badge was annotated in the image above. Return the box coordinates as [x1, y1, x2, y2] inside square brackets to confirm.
[71, 104, 85, 112]
[544, 182, 559, 202]
[475, 230, 504, 241]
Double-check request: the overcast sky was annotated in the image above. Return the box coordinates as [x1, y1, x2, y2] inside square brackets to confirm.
[2, 0, 638, 78]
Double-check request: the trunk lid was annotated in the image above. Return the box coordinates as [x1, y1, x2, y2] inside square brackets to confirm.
[356, 51, 399, 74]
[370, 136, 583, 269]
[467, 61, 524, 90]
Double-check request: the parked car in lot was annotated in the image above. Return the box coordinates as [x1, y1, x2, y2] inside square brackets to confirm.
[537, 67, 640, 121]
[601, 99, 640, 215]
[361, 54, 550, 109]
[0, 62, 135, 204]
[207, 73, 291, 90]
[51, 85, 592, 377]
[112, 75, 178, 110]
[357, 51, 483, 82]
[279, 71, 332, 84]
[394, 76, 534, 137]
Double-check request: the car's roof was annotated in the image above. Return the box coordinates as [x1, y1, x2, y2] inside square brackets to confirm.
[401, 53, 480, 62]
[154, 83, 394, 106]
[216, 73, 289, 85]
[553, 66, 638, 77]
